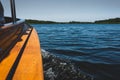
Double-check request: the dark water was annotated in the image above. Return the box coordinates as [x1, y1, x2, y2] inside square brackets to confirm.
[32, 24, 120, 80]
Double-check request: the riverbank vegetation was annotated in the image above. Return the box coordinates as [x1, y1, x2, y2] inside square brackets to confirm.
[26, 18, 120, 24]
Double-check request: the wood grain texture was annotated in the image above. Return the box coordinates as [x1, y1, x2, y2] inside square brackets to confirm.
[13, 28, 44, 80]
[0, 28, 44, 80]
[0, 28, 28, 80]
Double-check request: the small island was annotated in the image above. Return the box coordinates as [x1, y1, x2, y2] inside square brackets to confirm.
[26, 18, 120, 24]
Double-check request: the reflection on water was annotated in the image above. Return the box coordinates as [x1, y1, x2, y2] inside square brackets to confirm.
[32, 24, 120, 80]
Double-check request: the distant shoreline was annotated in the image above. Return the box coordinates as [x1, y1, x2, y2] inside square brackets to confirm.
[26, 18, 120, 24]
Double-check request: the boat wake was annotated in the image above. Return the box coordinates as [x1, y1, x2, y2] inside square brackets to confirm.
[41, 49, 93, 80]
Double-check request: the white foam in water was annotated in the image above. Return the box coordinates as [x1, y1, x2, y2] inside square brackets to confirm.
[45, 68, 56, 80]
[41, 49, 93, 80]
[41, 49, 50, 58]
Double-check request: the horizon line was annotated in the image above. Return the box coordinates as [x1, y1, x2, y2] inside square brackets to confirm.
[25, 17, 120, 22]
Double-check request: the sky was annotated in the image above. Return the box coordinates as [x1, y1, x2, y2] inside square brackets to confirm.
[1, 0, 120, 22]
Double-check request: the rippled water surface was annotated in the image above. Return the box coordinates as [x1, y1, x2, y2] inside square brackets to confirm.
[32, 24, 120, 80]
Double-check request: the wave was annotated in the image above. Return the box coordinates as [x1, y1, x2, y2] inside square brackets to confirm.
[48, 49, 88, 56]
[41, 49, 93, 80]
[41, 49, 120, 80]
[46, 48, 120, 64]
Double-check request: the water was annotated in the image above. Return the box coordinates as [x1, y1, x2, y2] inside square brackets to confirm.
[32, 24, 120, 80]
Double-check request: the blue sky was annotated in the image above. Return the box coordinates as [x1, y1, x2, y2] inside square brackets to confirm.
[1, 0, 120, 22]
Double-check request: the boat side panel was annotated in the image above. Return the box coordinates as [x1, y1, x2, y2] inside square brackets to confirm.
[0, 25, 29, 80]
[0, 22, 27, 61]
[13, 28, 44, 80]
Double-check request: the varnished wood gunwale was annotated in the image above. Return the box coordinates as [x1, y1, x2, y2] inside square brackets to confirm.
[0, 21, 44, 80]
[13, 28, 44, 80]
[0, 19, 27, 61]
[0, 26, 29, 80]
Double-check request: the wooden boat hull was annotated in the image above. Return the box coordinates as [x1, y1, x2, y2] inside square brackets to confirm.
[0, 20, 44, 80]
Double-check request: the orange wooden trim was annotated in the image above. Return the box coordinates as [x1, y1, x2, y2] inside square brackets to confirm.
[0, 28, 44, 80]
[13, 28, 44, 80]
[0, 28, 29, 80]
